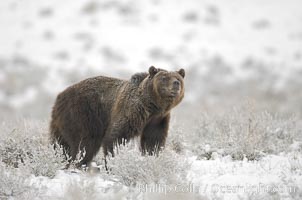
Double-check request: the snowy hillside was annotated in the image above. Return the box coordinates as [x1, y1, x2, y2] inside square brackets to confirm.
[1, 0, 302, 119]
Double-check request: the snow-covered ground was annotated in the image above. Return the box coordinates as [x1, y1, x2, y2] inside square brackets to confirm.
[0, 112, 301, 200]
[23, 154, 301, 200]
[1, 0, 302, 199]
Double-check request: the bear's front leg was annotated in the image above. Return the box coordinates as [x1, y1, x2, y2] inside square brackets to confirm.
[140, 114, 170, 156]
[102, 116, 143, 157]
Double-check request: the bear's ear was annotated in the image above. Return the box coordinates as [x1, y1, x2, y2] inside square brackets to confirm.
[149, 66, 158, 78]
[178, 68, 185, 78]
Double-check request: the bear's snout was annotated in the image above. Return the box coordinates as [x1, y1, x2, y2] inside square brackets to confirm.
[173, 80, 180, 90]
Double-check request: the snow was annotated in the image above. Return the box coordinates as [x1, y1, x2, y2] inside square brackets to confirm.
[0, 0, 301, 114]
[25, 154, 301, 199]
[1, 0, 301, 71]
[1, 0, 302, 111]
[188, 155, 298, 198]
[8, 87, 37, 108]
[31, 171, 116, 198]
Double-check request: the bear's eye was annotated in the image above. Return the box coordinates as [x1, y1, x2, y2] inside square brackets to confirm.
[161, 76, 167, 81]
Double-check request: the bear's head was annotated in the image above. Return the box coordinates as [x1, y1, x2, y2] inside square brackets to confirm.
[147, 66, 185, 111]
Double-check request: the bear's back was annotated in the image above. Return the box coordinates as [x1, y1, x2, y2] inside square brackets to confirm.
[51, 76, 127, 131]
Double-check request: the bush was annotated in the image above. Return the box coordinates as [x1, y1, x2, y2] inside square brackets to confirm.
[103, 143, 190, 186]
[0, 163, 39, 199]
[190, 103, 298, 160]
[0, 119, 68, 178]
[166, 126, 186, 154]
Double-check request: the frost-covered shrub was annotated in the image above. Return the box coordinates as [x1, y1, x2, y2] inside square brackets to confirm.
[104, 143, 190, 186]
[20, 143, 68, 178]
[166, 126, 185, 154]
[287, 151, 302, 174]
[0, 163, 39, 199]
[0, 120, 44, 167]
[192, 144, 225, 160]
[0, 119, 68, 178]
[190, 103, 298, 160]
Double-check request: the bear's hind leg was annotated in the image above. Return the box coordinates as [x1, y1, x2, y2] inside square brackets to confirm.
[77, 138, 103, 167]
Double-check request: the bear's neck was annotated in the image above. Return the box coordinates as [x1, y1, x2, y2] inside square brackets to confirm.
[138, 82, 171, 116]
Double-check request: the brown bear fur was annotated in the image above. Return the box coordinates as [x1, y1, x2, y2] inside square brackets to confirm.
[50, 66, 185, 166]
[130, 72, 149, 85]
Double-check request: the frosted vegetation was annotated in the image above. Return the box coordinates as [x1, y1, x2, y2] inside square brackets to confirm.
[1, 103, 302, 199]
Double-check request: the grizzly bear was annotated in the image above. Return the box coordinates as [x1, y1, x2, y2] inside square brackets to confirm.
[50, 66, 185, 166]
